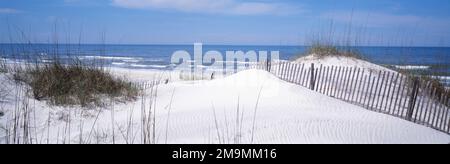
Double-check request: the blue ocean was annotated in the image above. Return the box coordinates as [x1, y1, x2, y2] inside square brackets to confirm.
[1, 44, 449, 76]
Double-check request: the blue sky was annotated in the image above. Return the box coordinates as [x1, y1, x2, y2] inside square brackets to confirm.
[1, 0, 450, 46]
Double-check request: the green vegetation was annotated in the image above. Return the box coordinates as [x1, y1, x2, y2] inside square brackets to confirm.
[305, 43, 363, 59]
[14, 60, 139, 107]
[0, 58, 6, 73]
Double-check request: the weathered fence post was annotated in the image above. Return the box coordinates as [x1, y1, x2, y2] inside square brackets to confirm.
[310, 63, 315, 90]
[446, 98, 450, 133]
[407, 77, 420, 121]
[266, 60, 271, 72]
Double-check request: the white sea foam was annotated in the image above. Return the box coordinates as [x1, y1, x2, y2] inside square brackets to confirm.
[41, 59, 53, 63]
[130, 64, 167, 69]
[4, 59, 25, 64]
[145, 59, 165, 62]
[112, 62, 126, 66]
[432, 76, 450, 86]
[394, 65, 430, 70]
[80, 56, 143, 61]
[122, 59, 141, 63]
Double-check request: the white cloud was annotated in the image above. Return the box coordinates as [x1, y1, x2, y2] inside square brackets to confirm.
[0, 8, 22, 14]
[111, 0, 299, 15]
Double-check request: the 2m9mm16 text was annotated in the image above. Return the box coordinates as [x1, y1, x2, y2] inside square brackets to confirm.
[216, 149, 277, 159]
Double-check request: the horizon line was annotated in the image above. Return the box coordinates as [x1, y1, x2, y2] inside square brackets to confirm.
[1, 43, 450, 48]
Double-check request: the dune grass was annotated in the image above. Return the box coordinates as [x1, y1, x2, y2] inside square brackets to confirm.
[0, 57, 6, 73]
[304, 43, 363, 59]
[418, 75, 450, 99]
[394, 65, 450, 100]
[13, 59, 139, 107]
[0, 57, 10, 106]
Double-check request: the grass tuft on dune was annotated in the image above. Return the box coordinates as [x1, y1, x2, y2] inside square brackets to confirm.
[13, 59, 139, 107]
[0, 58, 6, 73]
[300, 43, 363, 60]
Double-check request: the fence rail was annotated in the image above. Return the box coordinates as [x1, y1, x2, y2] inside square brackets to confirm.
[256, 61, 450, 134]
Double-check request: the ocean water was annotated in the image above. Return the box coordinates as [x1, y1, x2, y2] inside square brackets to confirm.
[1, 44, 449, 75]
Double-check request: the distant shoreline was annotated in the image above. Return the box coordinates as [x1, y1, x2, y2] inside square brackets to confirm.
[1, 44, 449, 78]
[1, 43, 450, 48]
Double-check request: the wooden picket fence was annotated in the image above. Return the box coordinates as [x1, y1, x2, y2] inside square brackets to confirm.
[133, 61, 450, 135]
[132, 79, 166, 91]
[254, 61, 450, 134]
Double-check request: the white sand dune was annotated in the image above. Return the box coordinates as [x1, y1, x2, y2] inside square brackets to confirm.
[1, 68, 449, 144]
[145, 70, 450, 144]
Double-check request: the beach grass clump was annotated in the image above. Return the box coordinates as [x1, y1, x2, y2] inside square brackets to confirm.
[306, 43, 363, 59]
[397, 67, 449, 98]
[0, 57, 6, 73]
[418, 75, 450, 99]
[0, 58, 9, 102]
[15, 60, 139, 107]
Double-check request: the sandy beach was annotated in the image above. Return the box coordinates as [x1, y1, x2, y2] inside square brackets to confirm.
[1, 56, 449, 144]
